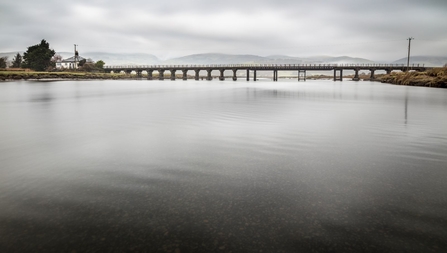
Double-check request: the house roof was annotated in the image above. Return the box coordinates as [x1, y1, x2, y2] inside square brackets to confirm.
[61, 56, 86, 63]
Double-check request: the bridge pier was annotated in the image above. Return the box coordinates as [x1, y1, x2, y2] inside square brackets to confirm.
[104, 64, 427, 83]
[159, 70, 165, 80]
[370, 69, 376, 80]
[206, 70, 212, 81]
[147, 70, 153, 80]
[352, 69, 360, 81]
[219, 69, 225, 81]
[334, 69, 343, 81]
[194, 69, 200, 80]
[298, 70, 306, 81]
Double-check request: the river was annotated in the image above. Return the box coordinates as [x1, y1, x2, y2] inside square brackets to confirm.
[1, 79, 446, 252]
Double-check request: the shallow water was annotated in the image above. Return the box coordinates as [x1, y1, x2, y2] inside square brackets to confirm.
[1, 79, 446, 252]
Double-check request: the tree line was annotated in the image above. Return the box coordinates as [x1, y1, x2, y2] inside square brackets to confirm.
[0, 39, 105, 72]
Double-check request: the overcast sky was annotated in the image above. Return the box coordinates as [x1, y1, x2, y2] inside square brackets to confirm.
[1, 0, 446, 61]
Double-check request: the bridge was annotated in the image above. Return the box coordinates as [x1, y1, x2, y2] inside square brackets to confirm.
[104, 63, 427, 81]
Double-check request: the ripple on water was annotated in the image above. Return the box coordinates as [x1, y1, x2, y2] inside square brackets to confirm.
[1, 80, 447, 252]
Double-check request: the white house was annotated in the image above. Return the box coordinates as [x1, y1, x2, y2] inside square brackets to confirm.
[56, 56, 86, 69]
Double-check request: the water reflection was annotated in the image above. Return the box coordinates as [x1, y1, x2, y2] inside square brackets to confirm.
[0, 80, 446, 252]
[405, 90, 409, 125]
[31, 93, 53, 102]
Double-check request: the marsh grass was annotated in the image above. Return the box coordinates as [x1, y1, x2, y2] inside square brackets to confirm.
[380, 68, 447, 88]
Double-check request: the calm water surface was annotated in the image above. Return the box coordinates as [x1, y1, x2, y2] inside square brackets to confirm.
[1, 80, 446, 252]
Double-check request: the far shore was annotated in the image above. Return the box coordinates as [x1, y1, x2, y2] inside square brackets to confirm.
[1, 68, 446, 88]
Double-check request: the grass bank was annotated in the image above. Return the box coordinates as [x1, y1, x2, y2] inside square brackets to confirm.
[0, 70, 200, 81]
[379, 68, 447, 88]
[0, 71, 131, 81]
[2, 69, 446, 88]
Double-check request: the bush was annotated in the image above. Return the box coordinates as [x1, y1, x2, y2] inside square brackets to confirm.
[0, 57, 8, 68]
[95, 60, 105, 69]
[80, 63, 96, 72]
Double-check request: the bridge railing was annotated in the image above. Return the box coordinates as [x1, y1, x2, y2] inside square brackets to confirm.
[104, 63, 424, 69]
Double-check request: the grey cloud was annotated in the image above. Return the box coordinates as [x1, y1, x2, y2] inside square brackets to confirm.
[1, 0, 446, 61]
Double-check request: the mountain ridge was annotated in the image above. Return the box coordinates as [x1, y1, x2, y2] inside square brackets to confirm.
[392, 56, 447, 67]
[1, 51, 446, 67]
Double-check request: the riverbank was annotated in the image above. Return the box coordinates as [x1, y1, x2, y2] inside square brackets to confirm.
[0, 71, 200, 81]
[379, 67, 447, 88]
[0, 71, 130, 81]
[2, 69, 447, 88]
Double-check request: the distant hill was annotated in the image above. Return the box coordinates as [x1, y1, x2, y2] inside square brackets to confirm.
[265, 55, 374, 64]
[2, 50, 446, 67]
[56, 52, 161, 65]
[164, 53, 268, 65]
[1, 51, 161, 66]
[323, 56, 374, 64]
[0, 52, 24, 64]
[392, 56, 447, 67]
[166, 53, 374, 65]
[266, 55, 301, 60]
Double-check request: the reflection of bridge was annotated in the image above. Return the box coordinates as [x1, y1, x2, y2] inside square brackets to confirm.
[104, 64, 427, 81]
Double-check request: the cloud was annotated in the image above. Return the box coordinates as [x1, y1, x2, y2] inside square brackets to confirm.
[1, 0, 446, 61]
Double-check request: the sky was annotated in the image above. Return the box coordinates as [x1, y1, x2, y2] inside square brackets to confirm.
[0, 0, 446, 61]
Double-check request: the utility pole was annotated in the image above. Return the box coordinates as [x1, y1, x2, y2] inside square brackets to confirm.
[407, 37, 414, 70]
[74, 44, 78, 70]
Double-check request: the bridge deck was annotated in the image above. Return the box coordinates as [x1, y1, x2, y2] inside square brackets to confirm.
[103, 63, 427, 81]
[104, 63, 426, 71]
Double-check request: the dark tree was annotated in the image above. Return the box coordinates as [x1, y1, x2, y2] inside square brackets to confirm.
[78, 59, 86, 67]
[23, 40, 56, 71]
[11, 53, 23, 68]
[0, 56, 7, 68]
